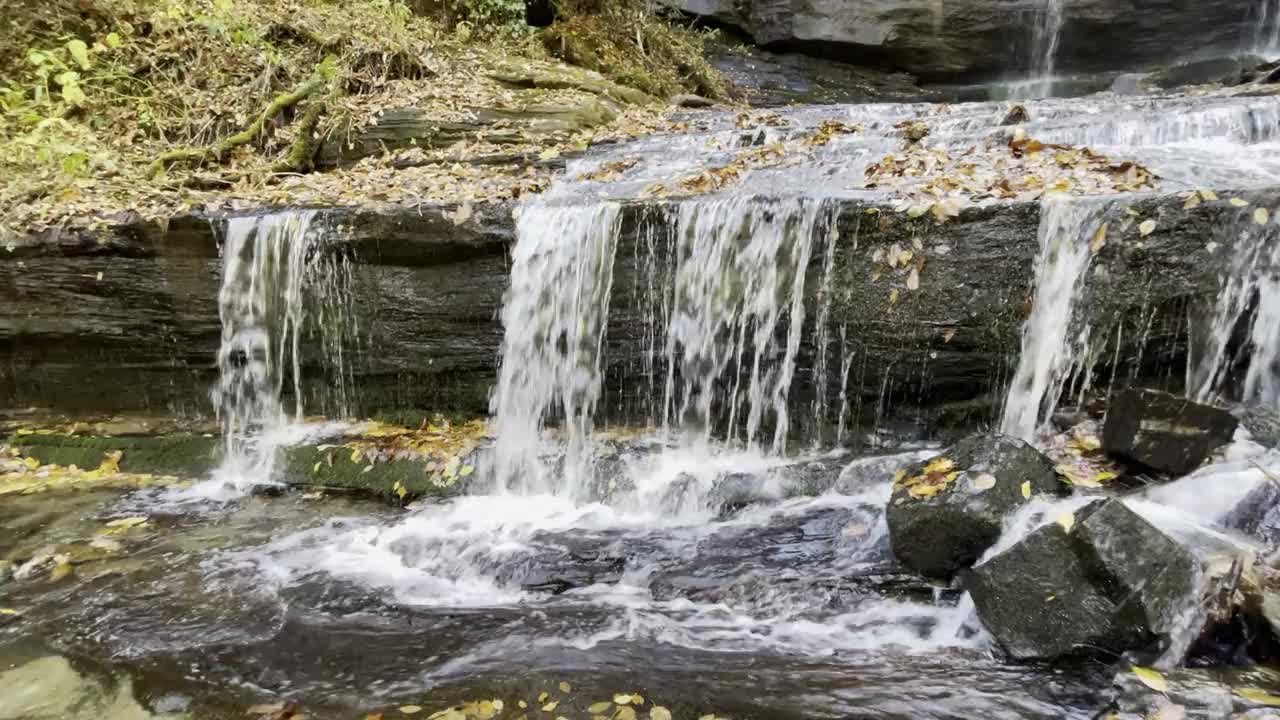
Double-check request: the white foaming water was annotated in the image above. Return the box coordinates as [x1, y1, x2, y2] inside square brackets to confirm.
[1191, 216, 1280, 404]
[1012, 0, 1065, 100]
[1001, 197, 1108, 441]
[489, 202, 623, 497]
[248, 446, 982, 658]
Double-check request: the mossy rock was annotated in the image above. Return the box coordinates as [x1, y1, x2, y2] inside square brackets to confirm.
[10, 433, 221, 477]
[279, 445, 473, 500]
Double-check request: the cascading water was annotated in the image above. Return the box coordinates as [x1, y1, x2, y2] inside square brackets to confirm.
[210, 210, 356, 489]
[1000, 196, 1107, 441]
[1013, 0, 1065, 100]
[662, 197, 828, 453]
[1256, 0, 1280, 58]
[489, 202, 623, 497]
[1192, 213, 1280, 405]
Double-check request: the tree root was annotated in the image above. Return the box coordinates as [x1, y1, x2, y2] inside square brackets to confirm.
[147, 70, 329, 178]
[272, 97, 329, 173]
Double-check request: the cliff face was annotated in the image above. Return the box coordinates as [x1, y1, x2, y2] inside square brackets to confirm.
[670, 0, 1259, 80]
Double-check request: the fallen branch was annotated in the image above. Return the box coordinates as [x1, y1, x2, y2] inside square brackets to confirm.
[272, 96, 329, 173]
[147, 67, 330, 178]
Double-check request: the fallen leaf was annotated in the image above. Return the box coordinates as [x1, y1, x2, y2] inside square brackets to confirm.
[972, 473, 997, 491]
[1020, 481, 1031, 499]
[542, 701, 559, 712]
[1089, 223, 1108, 255]
[613, 709, 637, 720]
[943, 328, 956, 343]
[105, 516, 148, 529]
[1230, 197, 1251, 207]
[588, 703, 613, 714]
[247, 705, 287, 715]
[398, 707, 422, 715]
[559, 682, 571, 693]
[1255, 207, 1270, 225]
[452, 202, 473, 226]
[1199, 190, 1218, 201]
[613, 695, 633, 705]
[1056, 511, 1075, 533]
[1131, 666, 1169, 693]
[888, 288, 899, 306]
[0, 608, 19, 615]
[1138, 219, 1156, 236]
[650, 708, 672, 720]
[539, 692, 550, 703]
[1182, 193, 1201, 210]
[1237, 688, 1280, 706]
[906, 267, 920, 291]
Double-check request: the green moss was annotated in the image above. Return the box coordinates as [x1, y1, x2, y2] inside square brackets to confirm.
[279, 445, 473, 500]
[10, 433, 221, 477]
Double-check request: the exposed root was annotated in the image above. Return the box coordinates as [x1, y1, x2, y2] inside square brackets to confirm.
[147, 69, 330, 178]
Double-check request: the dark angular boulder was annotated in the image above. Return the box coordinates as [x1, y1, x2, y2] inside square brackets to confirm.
[1103, 388, 1238, 476]
[885, 434, 1062, 579]
[969, 498, 1233, 664]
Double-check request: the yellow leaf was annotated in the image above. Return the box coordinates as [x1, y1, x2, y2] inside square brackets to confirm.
[1020, 481, 1031, 499]
[1182, 194, 1201, 210]
[1237, 688, 1280, 706]
[1131, 666, 1169, 693]
[1138, 220, 1156, 236]
[1254, 207, 1270, 225]
[350, 448, 362, 463]
[23, 456, 39, 470]
[459, 465, 475, 477]
[613, 695, 633, 705]
[559, 682, 571, 693]
[1230, 198, 1251, 207]
[650, 708, 672, 720]
[105, 32, 123, 48]
[906, 267, 920, 291]
[49, 560, 72, 582]
[519, 701, 529, 709]
[539, 693, 550, 703]
[542, 701, 559, 712]
[539, 148, 561, 161]
[588, 703, 613, 714]
[312, 462, 322, 474]
[924, 457, 956, 474]
[491, 700, 504, 712]
[1089, 223, 1108, 255]
[631, 695, 644, 706]
[105, 516, 148, 529]
[1092, 471, 1118, 484]
[66, 39, 91, 69]
[972, 473, 997, 491]
[399, 707, 423, 715]
[1056, 511, 1075, 533]
[888, 288, 899, 306]
[1199, 190, 1218, 201]
[0, 608, 19, 615]
[613, 709, 636, 720]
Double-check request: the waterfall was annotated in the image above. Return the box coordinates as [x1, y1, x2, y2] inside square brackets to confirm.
[1000, 197, 1107, 441]
[661, 196, 826, 453]
[1192, 217, 1280, 405]
[489, 202, 623, 497]
[212, 210, 355, 483]
[489, 195, 830, 498]
[1013, 0, 1065, 100]
[1256, 0, 1280, 58]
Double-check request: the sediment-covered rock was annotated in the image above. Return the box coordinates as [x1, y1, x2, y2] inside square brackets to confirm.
[1102, 388, 1239, 475]
[885, 434, 1061, 579]
[969, 498, 1241, 664]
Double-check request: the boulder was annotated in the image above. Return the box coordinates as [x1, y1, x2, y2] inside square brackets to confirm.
[1103, 388, 1238, 476]
[885, 434, 1062, 579]
[968, 498, 1238, 664]
[667, 0, 1257, 82]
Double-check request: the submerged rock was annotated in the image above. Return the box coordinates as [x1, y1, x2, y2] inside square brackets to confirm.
[1102, 389, 1238, 476]
[969, 499, 1239, 664]
[885, 434, 1061, 579]
[1107, 666, 1280, 720]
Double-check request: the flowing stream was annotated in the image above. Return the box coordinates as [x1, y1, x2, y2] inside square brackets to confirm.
[6, 90, 1280, 720]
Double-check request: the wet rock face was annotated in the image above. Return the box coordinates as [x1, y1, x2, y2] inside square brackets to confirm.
[968, 499, 1203, 662]
[669, 0, 1255, 81]
[885, 434, 1061, 579]
[1102, 388, 1239, 476]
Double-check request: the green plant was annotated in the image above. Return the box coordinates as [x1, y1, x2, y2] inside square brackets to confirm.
[449, 0, 529, 38]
